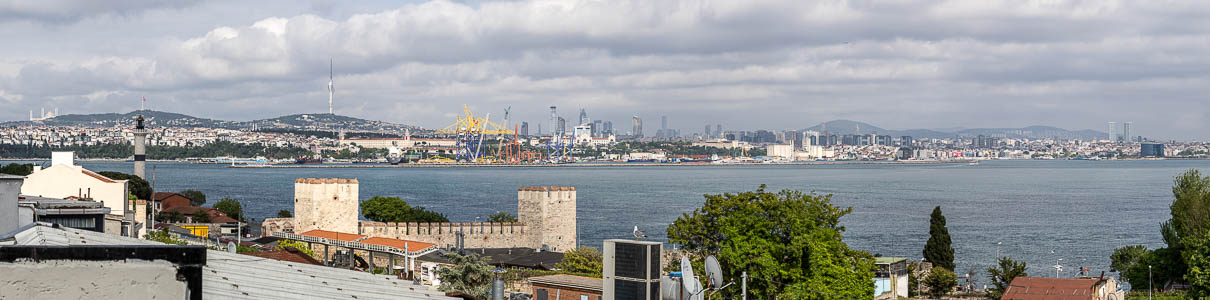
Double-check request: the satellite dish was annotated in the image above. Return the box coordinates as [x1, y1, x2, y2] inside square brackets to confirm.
[704, 256, 724, 289]
[227, 241, 237, 253]
[680, 256, 703, 300]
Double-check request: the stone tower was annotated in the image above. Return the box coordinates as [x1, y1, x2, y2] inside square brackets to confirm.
[517, 186, 577, 252]
[294, 178, 359, 234]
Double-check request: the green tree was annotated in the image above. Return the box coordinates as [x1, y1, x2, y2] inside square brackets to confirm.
[144, 229, 187, 245]
[1111, 245, 1149, 275]
[0, 163, 34, 176]
[987, 257, 1028, 299]
[436, 252, 494, 299]
[1169, 169, 1210, 296]
[213, 197, 242, 222]
[923, 266, 956, 299]
[191, 210, 211, 223]
[179, 189, 207, 206]
[924, 206, 955, 271]
[276, 240, 317, 258]
[98, 171, 151, 200]
[488, 211, 517, 223]
[555, 246, 603, 277]
[666, 185, 875, 299]
[156, 211, 186, 223]
[360, 196, 449, 223]
[276, 210, 293, 218]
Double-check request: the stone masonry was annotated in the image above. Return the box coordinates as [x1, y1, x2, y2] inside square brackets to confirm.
[293, 178, 359, 234]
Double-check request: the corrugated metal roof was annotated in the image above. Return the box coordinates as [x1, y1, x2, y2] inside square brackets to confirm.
[1002, 276, 1100, 300]
[2, 224, 456, 300]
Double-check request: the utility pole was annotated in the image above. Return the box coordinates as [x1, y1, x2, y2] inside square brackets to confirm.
[1149, 265, 1153, 300]
[741, 271, 748, 300]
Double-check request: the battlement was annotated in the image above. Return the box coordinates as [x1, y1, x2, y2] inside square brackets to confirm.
[518, 186, 576, 192]
[359, 221, 534, 249]
[295, 178, 359, 184]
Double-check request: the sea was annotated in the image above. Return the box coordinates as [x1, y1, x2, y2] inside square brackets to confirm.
[9, 159, 1203, 283]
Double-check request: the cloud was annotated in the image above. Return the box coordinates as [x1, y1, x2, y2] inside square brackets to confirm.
[3, 0, 1210, 139]
[0, 0, 202, 23]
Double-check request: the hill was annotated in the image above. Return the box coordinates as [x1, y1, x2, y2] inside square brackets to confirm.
[5, 110, 416, 132]
[803, 120, 1106, 140]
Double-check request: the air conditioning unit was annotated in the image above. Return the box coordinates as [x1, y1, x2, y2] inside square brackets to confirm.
[603, 239, 662, 300]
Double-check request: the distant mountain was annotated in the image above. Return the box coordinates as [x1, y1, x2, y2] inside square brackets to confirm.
[4, 110, 417, 132]
[803, 120, 1107, 140]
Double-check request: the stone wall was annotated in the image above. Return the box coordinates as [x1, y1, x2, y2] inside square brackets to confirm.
[359, 221, 532, 249]
[294, 178, 359, 234]
[517, 186, 577, 252]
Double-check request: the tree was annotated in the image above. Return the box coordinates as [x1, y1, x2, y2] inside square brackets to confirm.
[666, 185, 875, 299]
[556, 246, 603, 277]
[0, 163, 33, 176]
[276, 210, 292, 218]
[987, 257, 1028, 299]
[98, 171, 151, 200]
[924, 206, 955, 271]
[360, 196, 449, 223]
[488, 211, 517, 223]
[436, 252, 494, 299]
[923, 266, 956, 299]
[191, 210, 211, 223]
[213, 197, 242, 222]
[156, 210, 186, 223]
[179, 189, 207, 206]
[1169, 169, 1210, 296]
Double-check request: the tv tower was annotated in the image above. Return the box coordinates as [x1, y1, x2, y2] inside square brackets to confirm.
[328, 58, 334, 114]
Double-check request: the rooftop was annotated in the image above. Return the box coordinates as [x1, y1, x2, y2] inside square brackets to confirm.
[1002, 276, 1104, 300]
[529, 274, 603, 292]
[360, 237, 436, 252]
[242, 246, 323, 266]
[299, 229, 365, 242]
[0, 223, 455, 300]
[874, 257, 908, 264]
[418, 247, 564, 270]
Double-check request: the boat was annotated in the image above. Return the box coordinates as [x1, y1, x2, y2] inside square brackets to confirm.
[295, 157, 323, 164]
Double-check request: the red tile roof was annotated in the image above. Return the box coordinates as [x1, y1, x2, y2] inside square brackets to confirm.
[299, 229, 365, 242]
[81, 169, 117, 183]
[1002, 277, 1102, 300]
[163, 206, 238, 223]
[360, 237, 436, 252]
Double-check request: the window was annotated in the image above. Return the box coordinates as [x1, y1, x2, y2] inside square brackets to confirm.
[536, 288, 548, 300]
[581, 296, 589, 300]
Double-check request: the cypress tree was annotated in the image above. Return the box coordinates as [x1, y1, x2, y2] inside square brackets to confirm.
[924, 206, 955, 271]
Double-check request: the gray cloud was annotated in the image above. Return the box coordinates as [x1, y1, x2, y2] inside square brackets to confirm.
[2, 0, 1210, 139]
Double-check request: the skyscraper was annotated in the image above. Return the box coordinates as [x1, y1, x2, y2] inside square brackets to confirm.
[660, 115, 668, 137]
[579, 108, 588, 126]
[1107, 122, 1117, 142]
[715, 124, 722, 139]
[1122, 122, 1132, 142]
[593, 120, 603, 137]
[704, 125, 712, 139]
[557, 117, 567, 136]
[550, 106, 558, 137]
[603, 121, 612, 135]
[520, 122, 529, 136]
[632, 116, 643, 138]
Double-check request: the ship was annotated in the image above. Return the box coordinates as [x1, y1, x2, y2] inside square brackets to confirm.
[295, 157, 323, 164]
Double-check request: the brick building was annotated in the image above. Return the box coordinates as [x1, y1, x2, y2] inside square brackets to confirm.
[530, 274, 602, 300]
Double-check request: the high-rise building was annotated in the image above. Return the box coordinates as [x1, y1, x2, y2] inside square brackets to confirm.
[632, 116, 643, 138]
[579, 108, 588, 126]
[1107, 122, 1117, 142]
[550, 106, 558, 137]
[593, 120, 603, 137]
[1122, 122, 1132, 143]
[603, 121, 613, 135]
[704, 125, 712, 139]
[520, 122, 529, 137]
[557, 117, 567, 136]
[660, 116, 668, 137]
[715, 124, 722, 139]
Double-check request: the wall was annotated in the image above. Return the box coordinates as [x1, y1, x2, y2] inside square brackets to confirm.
[532, 285, 601, 300]
[0, 260, 186, 299]
[21, 165, 126, 216]
[518, 186, 577, 252]
[294, 178, 359, 234]
[359, 221, 531, 249]
[0, 176, 23, 234]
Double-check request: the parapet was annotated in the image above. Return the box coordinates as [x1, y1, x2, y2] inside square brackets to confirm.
[518, 186, 575, 192]
[295, 178, 359, 184]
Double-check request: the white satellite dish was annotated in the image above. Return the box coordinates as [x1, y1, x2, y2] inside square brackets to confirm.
[681, 256, 703, 300]
[704, 256, 723, 289]
[660, 276, 680, 300]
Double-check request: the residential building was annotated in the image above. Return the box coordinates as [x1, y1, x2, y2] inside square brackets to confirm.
[21, 152, 128, 225]
[1141, 143, 1165, 157]
[531, 274, 602, 300]
[17, 195, 110, 232]
[874, 257, 909, 299]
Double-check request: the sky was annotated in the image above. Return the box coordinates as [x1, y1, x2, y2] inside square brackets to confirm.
[2, 0, 1209, 140]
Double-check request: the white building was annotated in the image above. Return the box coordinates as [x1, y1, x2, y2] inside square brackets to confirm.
[21, 152, 128, 219]
[766, 144, 794, 160]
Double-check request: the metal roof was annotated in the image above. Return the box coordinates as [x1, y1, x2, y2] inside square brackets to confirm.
[1, 224, 456, 300]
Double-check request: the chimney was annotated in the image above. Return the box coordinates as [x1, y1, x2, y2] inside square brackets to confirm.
[1, 175, 25, 234]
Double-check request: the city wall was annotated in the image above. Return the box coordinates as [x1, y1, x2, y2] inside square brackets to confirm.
[358, 221, 532, 249]
[294, 178, 358, 234]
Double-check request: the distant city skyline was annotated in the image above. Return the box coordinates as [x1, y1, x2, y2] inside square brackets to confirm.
[2, 1, 1209, 140]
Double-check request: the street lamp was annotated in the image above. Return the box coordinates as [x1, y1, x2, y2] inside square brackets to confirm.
[1149, 265, 1153, 300]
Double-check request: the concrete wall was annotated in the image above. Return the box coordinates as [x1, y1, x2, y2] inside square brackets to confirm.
[0, 260, 186, 299]
[22, 165, 126, 215]
[1, 176, 23, 234]
[294, 178, 359, 234]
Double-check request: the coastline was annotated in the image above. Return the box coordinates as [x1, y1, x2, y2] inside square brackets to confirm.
[230, 160, 977, 168]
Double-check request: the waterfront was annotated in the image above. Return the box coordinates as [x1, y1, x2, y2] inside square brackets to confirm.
[13, 159, 1202, 281]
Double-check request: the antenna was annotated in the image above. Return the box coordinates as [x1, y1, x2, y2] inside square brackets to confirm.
[328, 58, 334, 115]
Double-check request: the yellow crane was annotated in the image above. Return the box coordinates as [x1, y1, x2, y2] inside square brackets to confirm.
[436, 105, 514, 162]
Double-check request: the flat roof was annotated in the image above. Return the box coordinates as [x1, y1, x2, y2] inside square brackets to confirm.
[0, 174, 23, 180]
[360, 237, 436, 252]
[874, 257, 908, 264]
[298, 229, 365, 242]
[529, 274, 603, 291]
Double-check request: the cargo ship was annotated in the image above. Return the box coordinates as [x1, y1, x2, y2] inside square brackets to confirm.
[295, 157, 323, 164]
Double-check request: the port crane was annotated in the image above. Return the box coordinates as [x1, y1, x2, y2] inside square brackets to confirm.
[436, 105, 514, 162]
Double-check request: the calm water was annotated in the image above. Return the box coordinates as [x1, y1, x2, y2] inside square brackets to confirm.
[17, 159, 1204, 282]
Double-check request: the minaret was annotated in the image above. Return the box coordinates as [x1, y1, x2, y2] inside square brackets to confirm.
[133, 115, 149, 179]
[328, 58, 334, 115]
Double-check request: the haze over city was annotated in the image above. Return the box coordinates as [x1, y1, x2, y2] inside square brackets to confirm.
[4, 1, 1210, 139]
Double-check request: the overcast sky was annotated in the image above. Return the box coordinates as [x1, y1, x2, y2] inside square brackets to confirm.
[2, 0, 1209, 140]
